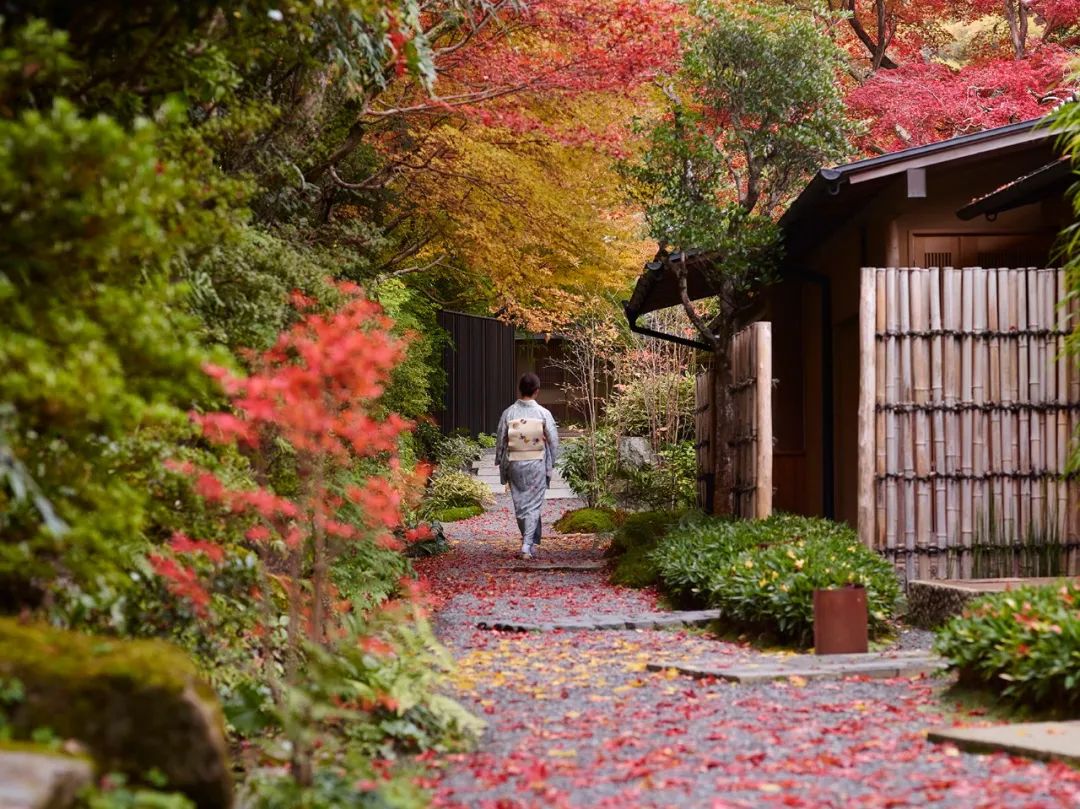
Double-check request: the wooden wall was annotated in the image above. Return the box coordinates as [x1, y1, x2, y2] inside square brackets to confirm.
[437, 311, 516, 436]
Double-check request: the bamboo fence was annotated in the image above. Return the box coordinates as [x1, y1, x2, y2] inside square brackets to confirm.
[859, 267, 1080, 582]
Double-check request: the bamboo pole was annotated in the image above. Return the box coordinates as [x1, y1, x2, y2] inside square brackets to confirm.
[960, 268, 975, 575]
[875, 269, 888, 549]
[885, 267, 900, 562]
[859, 269, 877, 549]
[943, 269, 962, 577]
[900, 269, 916, 581]
[911, 270, 932, 578]
[1041, 271, 1057, 544]
[1030, 270, 1045, 538]
[988, 270, 1003, 549]
[973, 269, 989, 548]
[755, 323, 773, 520]
[929, 268, 947, 570]
[1017, 272, 1031, 545]
[1000, 270, 1017, 544]
[1057, 270, 1068, 541]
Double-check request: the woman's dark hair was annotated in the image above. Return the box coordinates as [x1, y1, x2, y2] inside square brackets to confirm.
[518, 372, 541, 397]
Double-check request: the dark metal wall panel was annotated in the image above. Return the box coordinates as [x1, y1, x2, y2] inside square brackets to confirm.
[437, 311, 516, 436]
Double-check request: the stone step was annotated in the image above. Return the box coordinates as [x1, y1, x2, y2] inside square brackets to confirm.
[928, 721, 1080, 766]
[477, 609, 722, 633]
[646, 650, 943, 684]
[544, 489, 575, 500]
[510, 560, 608, 572]
[907, 577, 1066, 629]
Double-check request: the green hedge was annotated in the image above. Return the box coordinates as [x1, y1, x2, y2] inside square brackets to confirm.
[934, 581, 1080, 713]
[652, 514, 902, 646]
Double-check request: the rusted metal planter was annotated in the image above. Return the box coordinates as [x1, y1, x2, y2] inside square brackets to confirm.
[813, 585, 868, 655]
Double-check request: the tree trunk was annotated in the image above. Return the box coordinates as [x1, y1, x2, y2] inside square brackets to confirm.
[711, 341, 735, 517]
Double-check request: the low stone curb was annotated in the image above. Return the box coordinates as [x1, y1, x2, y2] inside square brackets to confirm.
[509, 561, 608, 572]
[928, 721, 1080, 765]
[647, 650, 944, 683]
[477, 609, 722, 633]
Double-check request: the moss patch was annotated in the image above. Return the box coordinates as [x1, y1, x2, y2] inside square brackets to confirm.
[553, 508, 617, 534]
[433, 505, 483, 523]
[0, 619, 232, 809]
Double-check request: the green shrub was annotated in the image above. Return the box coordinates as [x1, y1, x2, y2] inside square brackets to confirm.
[934, 581, 1080, 712]
[331, 540, 412, 610]
[604, 373, 695, 441]
[432, 505, 483, 523]
[404, 522, 450, 558]
[553, 507, 617, 534]
[556, 430, 619, 509]
[615, 442, 697, 512]
[609, 507, 682, 583]
[612, 510, 684, 553]
[653, 514, 902, 646]
[609, 510, 685, 588]
[433, 435, 485, 474]
[476, 432, 497, 449]
[421, 471, 491, 518]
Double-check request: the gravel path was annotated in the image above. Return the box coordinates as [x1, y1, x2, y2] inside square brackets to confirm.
[415, 499, 1080, 808]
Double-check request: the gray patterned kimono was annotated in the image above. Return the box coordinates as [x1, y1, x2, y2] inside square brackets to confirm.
[495, 399, 559, 554]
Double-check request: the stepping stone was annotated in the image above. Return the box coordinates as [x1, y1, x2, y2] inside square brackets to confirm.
[476, 609, 722, 632]
[907, 577, 1067, 628]
[510, 561, 607, 572]
[647, 650, 943, 683]
[928, 721, 1080, 766]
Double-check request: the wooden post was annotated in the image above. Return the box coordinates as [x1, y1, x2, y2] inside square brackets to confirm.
[755, 322, 773, 520]
[859, 268, 877, 550]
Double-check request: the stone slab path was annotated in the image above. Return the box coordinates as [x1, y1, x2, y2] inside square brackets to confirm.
[476, 609, 722, 633]
[414, 496, 1080, 808]
[928, 721, 1080, 766]
[510, 560, 608, 572]
[648, 649, 943, 683]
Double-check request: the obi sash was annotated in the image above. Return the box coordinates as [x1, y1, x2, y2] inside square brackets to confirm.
[507, 417, 546, 461]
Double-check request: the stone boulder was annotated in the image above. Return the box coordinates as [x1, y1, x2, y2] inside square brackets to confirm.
[0, 747, 93, 809]
[618, 436, 657, 469]
[0, 619, 233, 809]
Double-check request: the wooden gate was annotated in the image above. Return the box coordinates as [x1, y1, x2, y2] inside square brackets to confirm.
[731, 323, 773, 519]
[858, 267, 1080, 581]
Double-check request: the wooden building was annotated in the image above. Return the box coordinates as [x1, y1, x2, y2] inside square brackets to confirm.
[626, 118, 1080, 581]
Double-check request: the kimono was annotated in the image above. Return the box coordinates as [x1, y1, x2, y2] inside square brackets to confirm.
[495, 399, 559, 555]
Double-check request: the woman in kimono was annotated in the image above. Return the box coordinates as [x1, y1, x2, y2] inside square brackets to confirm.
[496, 372, 559, 559]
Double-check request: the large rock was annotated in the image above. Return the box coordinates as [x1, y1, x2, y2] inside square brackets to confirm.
[0, 748, 93, 809]
[618, 436, 656, 469]
[0, 619, 232, 809]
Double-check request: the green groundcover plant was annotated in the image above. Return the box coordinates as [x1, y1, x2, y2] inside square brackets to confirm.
[934, 581, 1080, 713]
[653, 514, 902, 646]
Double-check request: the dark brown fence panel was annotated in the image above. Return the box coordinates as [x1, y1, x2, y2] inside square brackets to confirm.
[437, 311, 516, 436]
